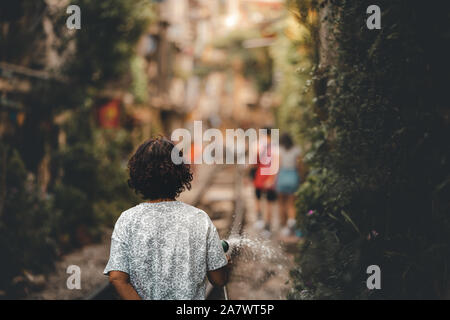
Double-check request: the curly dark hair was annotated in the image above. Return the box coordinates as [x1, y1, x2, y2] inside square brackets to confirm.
[127, 137, 193, 200]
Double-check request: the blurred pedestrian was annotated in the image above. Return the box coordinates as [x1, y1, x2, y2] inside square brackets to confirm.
[252, 128, 277, 237]
[276, 133, 301, 237]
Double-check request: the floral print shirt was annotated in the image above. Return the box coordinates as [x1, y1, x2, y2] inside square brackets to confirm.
[103, 201, 228, 300]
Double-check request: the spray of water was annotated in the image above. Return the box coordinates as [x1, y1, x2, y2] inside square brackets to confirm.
[224, 232, 292, 298]
[225, 232, 289, 263]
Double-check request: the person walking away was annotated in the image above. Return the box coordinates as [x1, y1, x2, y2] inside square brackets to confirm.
[276, 133, 302, 237]
[252, 128, 278, 238]
[104, 137, 231, 300]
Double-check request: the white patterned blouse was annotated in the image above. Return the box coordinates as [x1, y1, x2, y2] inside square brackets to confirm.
[104, 201, 228, 300]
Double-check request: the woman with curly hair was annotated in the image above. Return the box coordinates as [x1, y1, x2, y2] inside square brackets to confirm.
[103, 137, 230, 300]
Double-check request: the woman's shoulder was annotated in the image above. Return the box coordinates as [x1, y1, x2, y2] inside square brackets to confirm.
[114, 203, 144, 225]
[116, 201, 211, 226]
[175, 202, 214, 226]
[176, 201, 209, 217]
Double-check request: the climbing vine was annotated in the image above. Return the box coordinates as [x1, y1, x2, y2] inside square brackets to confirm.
[289, 0, 450, 299]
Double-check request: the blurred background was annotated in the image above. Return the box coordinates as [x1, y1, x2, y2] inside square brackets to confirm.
[0, 0, 449, 300]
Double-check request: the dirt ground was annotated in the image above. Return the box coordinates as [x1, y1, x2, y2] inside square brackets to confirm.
[26, 231, 112, 300]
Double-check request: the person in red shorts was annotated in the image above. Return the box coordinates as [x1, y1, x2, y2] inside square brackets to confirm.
[252, 128, 278, 237]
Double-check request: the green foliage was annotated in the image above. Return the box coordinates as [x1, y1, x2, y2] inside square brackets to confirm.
[212, 29, 274, 93]
[52, 109, 140, 251]
[289, 0, 450, 299]
[0, 115, 140, 294]
[0, 146, 57, 293]
[130, 55, 150, 104]
[0, 0, 48, 64]
[63, 0, 155, 87]
[0, 0, 153, 296]
[271, 13, 320, 149]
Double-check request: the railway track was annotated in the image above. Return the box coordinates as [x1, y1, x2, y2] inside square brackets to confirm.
[86, 164, 246, 300]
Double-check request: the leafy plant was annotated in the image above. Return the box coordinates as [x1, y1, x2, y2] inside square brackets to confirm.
[288, 0, 450, 299]
[0, 146, 57, 296]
